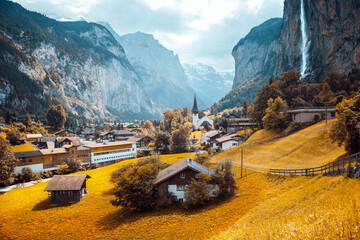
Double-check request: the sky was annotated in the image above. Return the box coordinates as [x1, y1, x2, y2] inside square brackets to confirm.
[14, 0, 284, 72]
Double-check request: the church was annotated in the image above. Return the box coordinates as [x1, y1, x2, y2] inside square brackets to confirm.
[192, 95, 214, 129]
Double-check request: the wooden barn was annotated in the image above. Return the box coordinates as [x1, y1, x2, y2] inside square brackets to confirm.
[44, 175, 91, 205]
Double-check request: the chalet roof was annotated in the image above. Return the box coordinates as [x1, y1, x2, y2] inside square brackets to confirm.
[44, 175, 91, 191]
[215, 134, 243, 144]
[14, 150, 42, 158]
[126, 135, 155, 142]
[282, 108, 337, 114]
[57, 137, 81, 146]
[114, 130, 133, 135]
[77, 146, 90, 151]
[100, 131, 110, 137]
[54, 129, 74, 135]
[155, 158, 213, 185]
[207, 130, 226, 139]
[26, 134, 42, 139]
[40, 148, 68, 155]
[191, 95, 199, 114]
[225, 114, 240, 118]
[83, 141, 135, 149]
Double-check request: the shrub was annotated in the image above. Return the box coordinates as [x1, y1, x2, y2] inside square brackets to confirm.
[0, 136, 19, 186]
[213, 158, 236, 199]
[65, 157, 83, 173]
[194, 152, 210, 166]
[184, 173, 211, 209]
[20, 167, 35, 181]
[6, 128, 22, 145]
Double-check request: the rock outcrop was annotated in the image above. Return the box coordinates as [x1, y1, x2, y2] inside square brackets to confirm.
[0, 0, 159, 121]
[216, 0, 360, 112]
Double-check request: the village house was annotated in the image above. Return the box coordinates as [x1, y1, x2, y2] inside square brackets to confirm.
[35, 136, 56, 149]
[84, 141, 137, 165]
[130, 128, 142, 134]
[12, 114, 36, 123]
[44, 175, 91, 205]
[215, 134, 245, 151]
[219, 115, 258, 133]
[113, 130, 134, 141]
[14, 145, 91, 173]
[56, 137, 81, 148]
[126, 135, 155, 148]
[26, 133, 42, 142]
[154, 158, 218, 202]
[54, 129, 75, 137]
[282, 108, 337, 123]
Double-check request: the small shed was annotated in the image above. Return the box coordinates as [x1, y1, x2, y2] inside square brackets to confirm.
[44, 175, 91, 205]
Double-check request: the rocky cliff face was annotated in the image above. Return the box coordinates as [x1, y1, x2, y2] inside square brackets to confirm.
[274, 0, 360, 82]
[215, 18, 282, 110]
[216, 0, 360, 112]
[183, 63, 232, 107]
[0, 0, 159, 121]
[232, 18, 282, 88]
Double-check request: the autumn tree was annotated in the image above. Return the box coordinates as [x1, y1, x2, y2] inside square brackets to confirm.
[155, 131, 171, 154]
[65, 157, 83, 173]
[221, 119, 228, 130]
[184, 173, 211, 209]
[319, 82, 335, 124]
[170, 125, 191, 153]
[6, 128, 22, 145]
[144, 120, 155, 134]
[46, 105, 67, 130]
[194, 152, 210, 166]
[262, 97, 288, 131]
[22, 114, 32, 127]
[214, 158, 236, 199]
[94, 129, 101, 139]
[322, 70, 351, 94]
[104, 123, 110, 132]
[0, 136, 19, 186]
[248, 83, 282, 123]
[242, 99, 248, 118]
[330, 94, 360, 154]
[116, 123, 124, 130]
[110, 156, 168, 211]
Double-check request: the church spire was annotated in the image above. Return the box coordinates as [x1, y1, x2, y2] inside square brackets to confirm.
[192, 94, 199, 114]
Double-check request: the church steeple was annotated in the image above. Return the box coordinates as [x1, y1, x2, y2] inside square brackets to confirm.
[192, 94, 199, 114]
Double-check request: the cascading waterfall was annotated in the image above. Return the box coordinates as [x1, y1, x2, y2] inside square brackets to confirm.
[300, 0, 309, 77]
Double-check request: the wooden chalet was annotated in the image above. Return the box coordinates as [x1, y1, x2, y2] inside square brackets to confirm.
[44, 175, 91, 205]
[56, 137, 81, 148]
[26, 134, 42, 142]
[155, 158, 217, 202]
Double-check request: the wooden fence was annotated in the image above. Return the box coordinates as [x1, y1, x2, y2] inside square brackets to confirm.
[269, 152, 360, 176]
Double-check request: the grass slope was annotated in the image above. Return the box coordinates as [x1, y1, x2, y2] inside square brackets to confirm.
[11, 143, 35, 152]
[212, 120, 346, 170]
[215, 174, 360, 239]
[0, 153, 271, 240]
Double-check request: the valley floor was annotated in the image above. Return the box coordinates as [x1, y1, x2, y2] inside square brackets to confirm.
[1, 120, 357, 240]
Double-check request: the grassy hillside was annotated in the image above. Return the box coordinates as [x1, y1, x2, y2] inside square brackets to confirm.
[0, 153, 270, 240]
[212, 120, 346, 170]
[215, 174, 360, 239]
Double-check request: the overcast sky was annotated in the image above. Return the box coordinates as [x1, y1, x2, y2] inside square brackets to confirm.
[14, 0, 284, 72]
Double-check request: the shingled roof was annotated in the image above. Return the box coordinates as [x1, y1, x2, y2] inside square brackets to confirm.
[155, 158, 213, 185]
[44, 175, 91, 191]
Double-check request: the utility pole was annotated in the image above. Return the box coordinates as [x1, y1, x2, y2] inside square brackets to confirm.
[241, 146, 244, 178]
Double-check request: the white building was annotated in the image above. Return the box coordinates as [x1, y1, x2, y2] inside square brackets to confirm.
[283, 108, 337, 123]
[215, 134, 244, 151]
[192, 95, 213, 129]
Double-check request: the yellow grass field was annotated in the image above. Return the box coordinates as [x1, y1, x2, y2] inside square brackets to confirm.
[212, 120, 346, 170]
[0, 154, 270, 240]
[189, 130, 204, 140]
[215, 174, 360, 239]
[11, 143, 35, 152]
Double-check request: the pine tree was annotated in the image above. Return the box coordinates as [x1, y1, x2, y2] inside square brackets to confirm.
[242, 99, 248, 118]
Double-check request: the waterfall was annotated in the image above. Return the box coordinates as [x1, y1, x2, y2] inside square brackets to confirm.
[300, 0, 309, 78]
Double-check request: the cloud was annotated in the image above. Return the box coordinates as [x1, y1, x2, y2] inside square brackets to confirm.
[14, 0, 284, 71]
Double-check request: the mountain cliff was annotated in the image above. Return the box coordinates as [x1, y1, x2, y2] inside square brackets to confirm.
[216, 0, 360, 112]
[183, 63, 232, 107]
[214, 18, 282, 110]
[109, 31, 204, 110]
[0, 0, 159, 121]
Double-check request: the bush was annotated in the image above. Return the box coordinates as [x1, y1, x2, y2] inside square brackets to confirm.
[0, 136, 19, 186]
[20, 167, 35, 181]
[194, 152, 210, 166]
[184, 173, 211, 209]
[6, 128, 22, 145]
[65, 157, 83, 173]
[213, 158, 236, 199]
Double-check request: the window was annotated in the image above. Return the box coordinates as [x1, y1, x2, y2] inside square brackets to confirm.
[177, 185, 185, 191]
[195, 173, 199, 178]
[29, 159, 32, 162]
[178, 198, 184, 202]
[180, 173, 185, 179]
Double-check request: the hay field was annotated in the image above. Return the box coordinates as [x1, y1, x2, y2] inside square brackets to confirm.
[212, 120, 346, 170]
